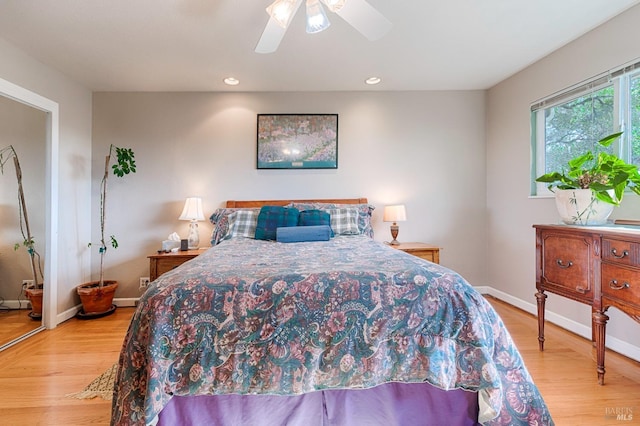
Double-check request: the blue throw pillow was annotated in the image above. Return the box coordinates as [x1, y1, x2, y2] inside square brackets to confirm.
[276, 225, 332, 243]
[255, 206, 300, 241]
[299, 209, 334, 237]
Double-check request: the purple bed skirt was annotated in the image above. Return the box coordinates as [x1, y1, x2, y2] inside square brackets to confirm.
[157, 382, 480, 426]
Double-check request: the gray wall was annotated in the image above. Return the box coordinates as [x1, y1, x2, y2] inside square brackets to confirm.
[2, 2, 639, 360]
[92, 90, 488, 298]
[0, 38, 93, 318]
[487, 4, 640, 359]
[0, 96, 46, 301]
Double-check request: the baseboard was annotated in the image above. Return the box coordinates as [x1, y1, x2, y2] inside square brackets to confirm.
[0, 299, 31, 310]
[55, 297, 139, 325]
[113, 298, 139, 308]
[475, 285, 640, 363]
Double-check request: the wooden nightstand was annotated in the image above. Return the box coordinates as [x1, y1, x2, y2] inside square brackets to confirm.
[148, 249, 206, 281]
[390, 242, 440, 264]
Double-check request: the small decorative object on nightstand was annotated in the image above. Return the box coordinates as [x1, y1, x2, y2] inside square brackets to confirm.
[148, 249, 204, 281]
[179, 197, 205, 249]
[390, 242, 440, 264]
[383, 204, 406, 245]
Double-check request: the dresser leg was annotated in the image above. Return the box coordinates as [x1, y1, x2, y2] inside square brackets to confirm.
[593, 310, 609, 385]
[535, 290, 547, 351]
[591, 306, 597, 343]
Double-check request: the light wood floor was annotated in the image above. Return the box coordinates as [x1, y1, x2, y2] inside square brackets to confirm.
[0, 298, 638, 425]
[0, 308, 42, 347]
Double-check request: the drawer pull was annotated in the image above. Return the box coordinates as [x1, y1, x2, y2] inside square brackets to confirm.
[610, 248, 629, 259]
[609, 280, 630, 290]
[556, 259, 573, 269]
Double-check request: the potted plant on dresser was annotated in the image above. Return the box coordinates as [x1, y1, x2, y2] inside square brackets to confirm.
[536, 131, 640, 225]
[0, 145, 44, 319]
[76, 144, 136, 318]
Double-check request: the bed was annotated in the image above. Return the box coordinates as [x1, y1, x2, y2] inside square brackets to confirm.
[111, 198, 553, 426]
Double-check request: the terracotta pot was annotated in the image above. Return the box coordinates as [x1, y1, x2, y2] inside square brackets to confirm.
[76, 280, 118, 315]
[25, 286, 43, 318]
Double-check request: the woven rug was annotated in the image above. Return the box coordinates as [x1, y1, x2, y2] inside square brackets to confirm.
[66, 363, 117, 400]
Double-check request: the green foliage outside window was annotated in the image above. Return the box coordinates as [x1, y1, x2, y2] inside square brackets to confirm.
[543, 86, 615, 174]
[533, 68, 640, 197]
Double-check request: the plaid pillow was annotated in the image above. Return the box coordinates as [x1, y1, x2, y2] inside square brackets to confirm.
[288, 202, 375, 237]
[255, 206, 299, 241]
[299, 209, 334, 237]
[326, 208, 360, 235]
[229, 210, 259, 239]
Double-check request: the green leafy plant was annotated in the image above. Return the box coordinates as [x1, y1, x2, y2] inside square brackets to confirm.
[536, 132, 640, 206]
[95, 144, 136, 287]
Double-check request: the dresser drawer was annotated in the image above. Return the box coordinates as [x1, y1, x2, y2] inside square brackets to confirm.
[540, 232, 593, 298]
[155, 258, 188, 276]
[601, 263, 640, 308]
[149, 249, 202, 281]
[602, 238, 637, 266]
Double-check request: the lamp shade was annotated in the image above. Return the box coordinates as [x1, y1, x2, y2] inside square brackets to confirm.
[179, 197, 205, 222]
[383, 205, 407, 222]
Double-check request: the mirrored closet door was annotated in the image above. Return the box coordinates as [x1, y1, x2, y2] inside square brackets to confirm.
[0, 77, 58, 350]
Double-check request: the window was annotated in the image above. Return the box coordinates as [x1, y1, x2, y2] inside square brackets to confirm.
[630, 74, 640, 165]
[531, 59, 640, 196]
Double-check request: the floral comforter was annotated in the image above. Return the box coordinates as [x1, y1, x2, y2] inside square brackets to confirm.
[111, 235, 553, 425]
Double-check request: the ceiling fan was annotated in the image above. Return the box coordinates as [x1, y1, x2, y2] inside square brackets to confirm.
[255, 0, 392, 54]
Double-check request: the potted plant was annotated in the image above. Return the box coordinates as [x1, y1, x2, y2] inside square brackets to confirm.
[0, 145, 44, 319]
[536, 131, 640, 225]
[76, 144, 136, 318]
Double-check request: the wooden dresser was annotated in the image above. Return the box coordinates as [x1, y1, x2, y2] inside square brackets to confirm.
[534, 224, 640, 384]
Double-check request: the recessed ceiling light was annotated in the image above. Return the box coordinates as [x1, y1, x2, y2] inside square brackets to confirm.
[365, 77, 381, 85]
[224, 77, 240, 86]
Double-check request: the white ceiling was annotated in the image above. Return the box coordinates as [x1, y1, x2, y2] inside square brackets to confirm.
[1, 0, 638, 92]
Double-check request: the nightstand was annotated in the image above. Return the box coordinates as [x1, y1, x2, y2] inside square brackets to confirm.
[390, 242, 440, 264]
[148, 249, 205, 281]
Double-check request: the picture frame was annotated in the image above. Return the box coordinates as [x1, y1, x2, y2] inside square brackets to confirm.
[257, 114, 338, 169]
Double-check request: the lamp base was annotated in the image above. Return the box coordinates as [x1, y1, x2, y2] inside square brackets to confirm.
[187, 221, 200, 250]
[389, 223, 400, 245]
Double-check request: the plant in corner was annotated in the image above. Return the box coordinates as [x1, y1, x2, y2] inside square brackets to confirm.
[536, 132, 640, 225]
[0, 145, 44, 319]
[76, 144, 136, 318]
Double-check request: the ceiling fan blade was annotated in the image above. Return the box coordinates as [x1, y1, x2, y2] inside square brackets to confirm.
[255, 0, 304, 54]
[255, 17, 288, 54]
[335, 0, 392, 41]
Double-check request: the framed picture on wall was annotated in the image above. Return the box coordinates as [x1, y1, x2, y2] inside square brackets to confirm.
[257, 114, 338, 169]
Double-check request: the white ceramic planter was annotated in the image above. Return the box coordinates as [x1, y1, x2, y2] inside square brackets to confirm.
[554, 189, 615, 225]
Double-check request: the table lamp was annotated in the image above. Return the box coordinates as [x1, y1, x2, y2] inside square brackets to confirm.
[383, 204, 406, 245]
[179, 197, 205, 249]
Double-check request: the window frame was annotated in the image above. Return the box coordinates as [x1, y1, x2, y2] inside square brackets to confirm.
[530, 60, 640, 198]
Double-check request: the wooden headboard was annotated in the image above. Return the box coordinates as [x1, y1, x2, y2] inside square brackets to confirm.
[225, 198, 368, 208]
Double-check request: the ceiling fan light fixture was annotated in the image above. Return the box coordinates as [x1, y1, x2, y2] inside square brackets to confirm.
[266, 0, 298, 29]
[321, 0, 347, 13]
[306, 0, 331, 34]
